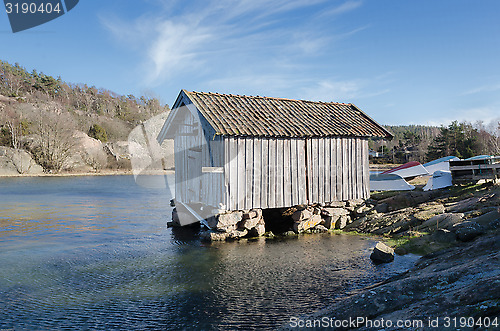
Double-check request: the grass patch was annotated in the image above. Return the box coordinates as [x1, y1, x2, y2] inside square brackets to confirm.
[384, 232, 455, 256]
[448, 182, 494, 200]
[370, 191, 401, 200]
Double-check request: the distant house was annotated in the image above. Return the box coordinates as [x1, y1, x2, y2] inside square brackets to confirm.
[157, 90, 392, 218]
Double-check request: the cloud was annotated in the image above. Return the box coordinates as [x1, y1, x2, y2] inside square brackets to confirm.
[100, 0, 367, 95]
[463, 84, 500, 95]
[320, 0, 363, 17]
[423, 106, 500, 127]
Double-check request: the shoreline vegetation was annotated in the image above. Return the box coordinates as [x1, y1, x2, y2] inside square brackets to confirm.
[0, 169, 174, 178]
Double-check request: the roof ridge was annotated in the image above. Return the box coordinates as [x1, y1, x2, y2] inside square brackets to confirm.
[187, 90, 350, 106]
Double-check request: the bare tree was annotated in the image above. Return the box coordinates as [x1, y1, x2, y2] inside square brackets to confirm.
[27, 108, 78, 172]
[0, 105, 25, 149]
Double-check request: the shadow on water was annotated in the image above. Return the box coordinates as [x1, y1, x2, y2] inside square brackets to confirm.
[0, 176, 419, 330]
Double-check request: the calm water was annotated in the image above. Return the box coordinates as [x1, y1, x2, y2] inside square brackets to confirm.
[0, 176, 418, 330]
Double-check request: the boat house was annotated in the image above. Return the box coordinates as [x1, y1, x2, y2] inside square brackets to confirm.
[157, 90, 392, 223]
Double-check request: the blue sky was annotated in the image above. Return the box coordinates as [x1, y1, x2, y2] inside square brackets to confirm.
[1, 0, 499, 126]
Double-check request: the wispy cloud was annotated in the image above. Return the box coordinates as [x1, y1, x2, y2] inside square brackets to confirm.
[423, 106, 500, 127]
[100, 0, 367, 99]
[463, 84, 500, 95]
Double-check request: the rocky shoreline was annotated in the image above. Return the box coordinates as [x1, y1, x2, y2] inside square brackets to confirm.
[280, 182, 500, 330]
[176, 181, 500, 329]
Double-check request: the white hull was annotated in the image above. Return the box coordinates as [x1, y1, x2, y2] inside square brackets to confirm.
[423, 170, 452, 191]
[390, 164, 428, 178]
[370, 173, 415, 191]
[423, 156, 459, 174]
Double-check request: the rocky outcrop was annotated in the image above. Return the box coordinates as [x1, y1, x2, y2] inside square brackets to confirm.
[301, 231, 500, 328]
[0, 146, 43, 175]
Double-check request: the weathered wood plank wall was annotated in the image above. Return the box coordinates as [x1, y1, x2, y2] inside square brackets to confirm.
[223, 136, 370, 211]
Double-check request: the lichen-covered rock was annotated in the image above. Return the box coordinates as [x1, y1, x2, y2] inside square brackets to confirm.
[293, 214, 322, 233]
[370, 242, 394, 263]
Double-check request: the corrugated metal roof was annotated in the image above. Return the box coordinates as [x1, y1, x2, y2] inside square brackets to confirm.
[184, 90, 392, 138]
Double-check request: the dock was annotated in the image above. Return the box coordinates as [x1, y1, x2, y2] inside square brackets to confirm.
[450, 157, 500, 184]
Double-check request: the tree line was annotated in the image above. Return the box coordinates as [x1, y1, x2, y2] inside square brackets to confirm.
[370, 121, 500, 164]
[0, 60, 170, 172]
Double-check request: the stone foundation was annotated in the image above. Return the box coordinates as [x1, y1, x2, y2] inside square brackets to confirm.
[170, 199, 375, 242]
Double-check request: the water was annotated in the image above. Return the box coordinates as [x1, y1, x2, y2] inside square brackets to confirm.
[0, 175, 418, 330]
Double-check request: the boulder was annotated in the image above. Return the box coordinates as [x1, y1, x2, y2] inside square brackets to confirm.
[0, 146, 43, 175]
[347, 199, 364, 207]
[445, 197, 482, 213]
[207, 211, 243, 232]
[293, 214, 322, 233]
[370, 242, 395, 263]
[375, 203, 389, 214]
[241, 215, 263, 231]
[321, 207, 349, 217]
[335, 215, 349, 230]
[322, 215, 336, 230]
[105, 141, 132, 160]
[242, 209, 262, 220]
[228, 229, 249, 239]
[200, 231, 229, 241]
[326, 201, 346, 208]
[432, 229, 456, 243]
[292, 209, 313, 222]
[74, 131, 108, 170]
[249, 222, 266, 237]
[314, 224, 329, 233]
[453, 221, 485, 242]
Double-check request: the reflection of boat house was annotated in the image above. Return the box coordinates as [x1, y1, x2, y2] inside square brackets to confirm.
[157, 90, 392, 215]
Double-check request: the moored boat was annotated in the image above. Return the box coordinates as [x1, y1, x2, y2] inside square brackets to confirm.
[423, 156, 459, 174]
[381, 161, 429, 179]
[370, 173, 415, 191]
[423, 170, 453, 191]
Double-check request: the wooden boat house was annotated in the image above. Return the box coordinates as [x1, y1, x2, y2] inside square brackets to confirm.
[157, 90, 392, 223]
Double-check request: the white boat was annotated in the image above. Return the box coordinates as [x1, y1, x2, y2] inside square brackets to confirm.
[423, 170, 453, 191]
[370, 173, 415, 191]
[465, 155, 492, 160]
[381, 161, 429, 179]
[423, 156, 459, 174]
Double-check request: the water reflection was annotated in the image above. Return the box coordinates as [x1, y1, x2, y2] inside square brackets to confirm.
[0, 176, 418, 330]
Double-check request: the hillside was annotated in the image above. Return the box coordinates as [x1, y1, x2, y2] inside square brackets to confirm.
[0, 60, 172, 174]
